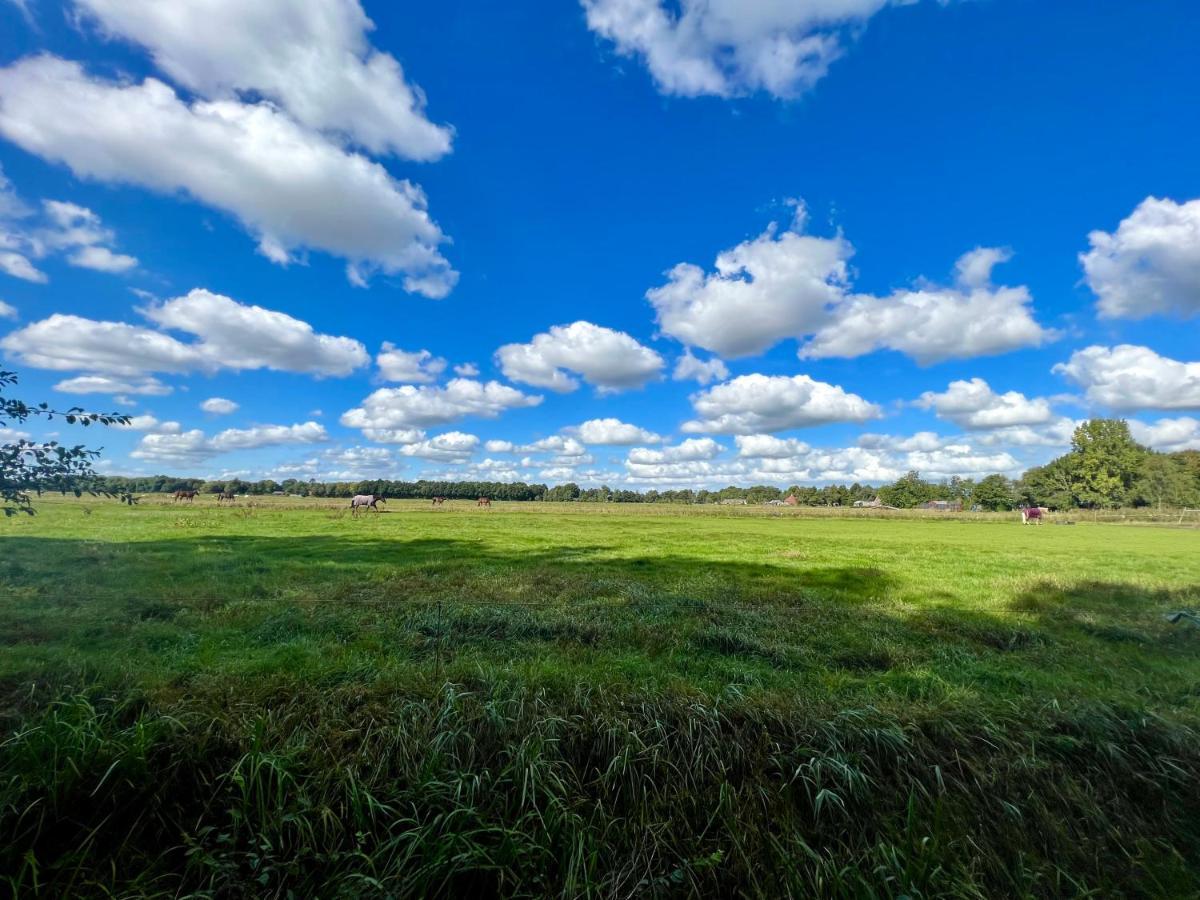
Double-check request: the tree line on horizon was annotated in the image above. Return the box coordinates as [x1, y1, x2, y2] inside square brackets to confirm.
[83, 420, 1200, 512]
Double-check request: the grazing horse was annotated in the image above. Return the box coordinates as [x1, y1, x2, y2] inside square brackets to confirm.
[477, 497, 492, 508]
[431, 496, 446, 506]
[173, 489, 197, 503]
[216, 491, 236, 503]
[1020, 506, 1044, 525]
[350, 493, 385, 515]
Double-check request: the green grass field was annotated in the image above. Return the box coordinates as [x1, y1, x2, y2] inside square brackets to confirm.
[2, 496, 1199, 897]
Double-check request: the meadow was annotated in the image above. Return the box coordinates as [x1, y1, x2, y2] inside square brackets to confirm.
[1, 496, 1198, 897]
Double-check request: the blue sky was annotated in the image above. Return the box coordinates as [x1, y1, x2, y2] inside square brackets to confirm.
[1, 0, 1198, 487]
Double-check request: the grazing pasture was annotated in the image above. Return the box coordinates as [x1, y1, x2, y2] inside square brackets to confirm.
[2, 496, 1199, 897]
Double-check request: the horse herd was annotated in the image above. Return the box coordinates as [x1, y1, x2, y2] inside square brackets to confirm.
[172, 490, 1048, 522]
[171, 490, 493, 515]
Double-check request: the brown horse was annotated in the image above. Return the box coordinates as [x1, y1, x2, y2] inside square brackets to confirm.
[432, 496, 446, 506]
[216, 491, 236, 503]
[173, 489, 198, 503]
[477, 497, 492, 508]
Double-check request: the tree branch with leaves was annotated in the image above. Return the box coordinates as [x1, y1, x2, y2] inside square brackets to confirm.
[1, 370, 135, 516]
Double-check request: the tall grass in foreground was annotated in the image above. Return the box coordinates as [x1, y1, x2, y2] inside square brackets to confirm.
[3, 679, 1198, 898]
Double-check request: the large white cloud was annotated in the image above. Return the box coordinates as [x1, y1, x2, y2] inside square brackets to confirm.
[628, 438, 723, 464]
[375, 344, 447, 383]
[916, 377, 1055, 429]
[583, 0, 924, 99]
[0, 55, 456, 294]
[1, 313, 202, 376]
[1, 289, 368, 379]
[1053, 345, 1200, 411]
[495, 321, 664, 392]
[73, 0, 452, 161]
[564, 417, 663, 445]
[1128, 417, 1200, 452]
[647, 219, 852, 358]
[398, 431, 480, 461]
[341, 378, 542, 433]
[683, 373, 879, 434]
[144, 289, 368, 375]
[132, 420, 327, 463]
[801, 248, 1055, 364]
[1081, 197, 1200, 319]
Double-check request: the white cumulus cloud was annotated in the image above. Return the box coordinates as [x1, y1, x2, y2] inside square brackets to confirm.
[0, 171, 137, 281]
[1053, 345, 1200, 411]
[683, 373, 880, 434]
[672, 349, 729, 384]
[564, 418, 663, 445]
[0, 55, 456, 294]
[582, 0, 934, 100]
[398, 431, 480, 460]
[341, 378, 542, 433]
[1128, 417, 1200, 452]
[2, 289, 368, 381]
[495, 320, 664, 392]
[200, 397, 238, 415]
[376, 344, 446, 383]
[73, 0, 451, 161]
[915, 377, 1056, 429]
[132, 420, 327, 463]
[1081, 196, 1200, 319]
[648, 218, 851, 358]
[801, 248, 1056, 365]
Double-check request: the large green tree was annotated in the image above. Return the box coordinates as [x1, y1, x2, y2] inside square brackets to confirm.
[1, 370, 131, 516]
[1134, 454, 1199, 510]
[879, 471, 942, 508]
[1017, 455, 1075, 509]
[1069, 419, 1148, 508]
[972, 474, 1015, 511]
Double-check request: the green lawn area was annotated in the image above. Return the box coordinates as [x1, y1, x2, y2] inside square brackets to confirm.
[2, 497, 1199, 897]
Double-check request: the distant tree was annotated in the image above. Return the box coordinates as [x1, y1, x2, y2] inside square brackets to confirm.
[879, 471, 938, 508]
[972, 474, 1015, 511]
[1017, 456, 1075, 509]
[1, 370, 131, 516]
[1070, 419, 1148, 508]
[1134, 454, 1199, 510]
[545, 482, 580, 502]
[947, 476, 975, 503]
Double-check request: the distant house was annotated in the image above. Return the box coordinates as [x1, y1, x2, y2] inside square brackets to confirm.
[853, 497, 883, 508]
[921, 499, 962, 511]
[763, 499, 786, 506]
[784, 495, 799, 506]
[720, 498, 748, 506]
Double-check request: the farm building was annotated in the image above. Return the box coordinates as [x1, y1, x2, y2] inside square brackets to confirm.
[853, 497, 883, 508]
[784, 495, 799, 506]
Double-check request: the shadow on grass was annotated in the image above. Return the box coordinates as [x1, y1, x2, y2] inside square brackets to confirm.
[1, 535, 1196, 699]
[2, 540, 1200, 897]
